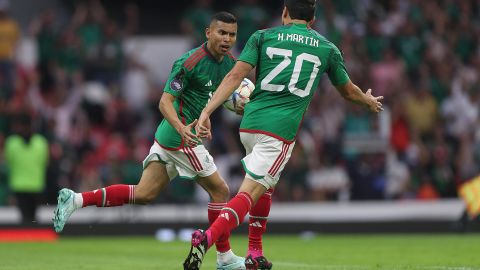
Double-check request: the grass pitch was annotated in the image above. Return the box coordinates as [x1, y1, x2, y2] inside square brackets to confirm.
[1, 234, 479, 270]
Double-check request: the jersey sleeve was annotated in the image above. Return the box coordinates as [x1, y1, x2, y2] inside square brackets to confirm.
[326, 45, 350, 86]
[238, 31, 261, 67]
[163, 58, 190, 97]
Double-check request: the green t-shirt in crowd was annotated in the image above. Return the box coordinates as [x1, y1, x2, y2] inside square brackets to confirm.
[182, 8, 214, 47]
[4, 134, 49, 192]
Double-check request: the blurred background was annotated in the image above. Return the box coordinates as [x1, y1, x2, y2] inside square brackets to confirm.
[0, 0, 479, 234]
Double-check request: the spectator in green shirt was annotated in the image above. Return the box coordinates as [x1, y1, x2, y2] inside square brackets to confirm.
[4, 113, 49, 224]
[180, 0, 214, 48]
[233, 0, 268, 51]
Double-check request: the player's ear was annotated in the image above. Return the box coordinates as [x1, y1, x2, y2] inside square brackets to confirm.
[205, 27, 210, 40]
[282, 6, 288, 24]
[308, 16, 316, 27]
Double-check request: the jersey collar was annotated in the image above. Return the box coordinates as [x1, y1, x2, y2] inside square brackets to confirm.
[287, 22, 308, 27]
[203, 42, 223, 63]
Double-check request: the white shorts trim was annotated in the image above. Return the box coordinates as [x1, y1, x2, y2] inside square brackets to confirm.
[143, 142, 217, 180]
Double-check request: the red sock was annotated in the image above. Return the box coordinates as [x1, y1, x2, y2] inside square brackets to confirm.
[208, 202, 231, 252]
[207, 192, 253, 248]
[248, 189, 273, 257]
[82, 185, 135, 207]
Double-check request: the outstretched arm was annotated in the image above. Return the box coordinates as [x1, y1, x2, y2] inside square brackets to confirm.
[196, 61, 253, 137]
[335, 80, 383, 113]
[159, 92, 198, 147]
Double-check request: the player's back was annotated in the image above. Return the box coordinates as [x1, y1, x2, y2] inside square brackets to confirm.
[239, 23, 349, 142]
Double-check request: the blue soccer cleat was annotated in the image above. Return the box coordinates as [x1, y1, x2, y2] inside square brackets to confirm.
[217, 254, 246, 270]
[53, 188, 78, 233]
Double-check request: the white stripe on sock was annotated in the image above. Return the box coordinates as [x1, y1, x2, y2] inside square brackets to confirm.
[74, 193, 83, 208]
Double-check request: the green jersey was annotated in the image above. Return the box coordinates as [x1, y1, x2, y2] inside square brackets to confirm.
[156, 43, 236, 149]
[238, 23, 350, 142]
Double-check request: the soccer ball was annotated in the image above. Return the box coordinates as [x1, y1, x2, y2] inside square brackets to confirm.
[223, 78, 255, 112]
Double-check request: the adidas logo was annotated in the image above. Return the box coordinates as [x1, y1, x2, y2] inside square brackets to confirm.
[205, 80, 212, 87]
[245, 258, 254, 265]
[250, 221, 262, 227]
[219, 212, 230, 221]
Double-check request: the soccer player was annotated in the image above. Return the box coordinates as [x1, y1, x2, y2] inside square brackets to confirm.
[183, 1, 384, 269]
[53, 12, 246, 270]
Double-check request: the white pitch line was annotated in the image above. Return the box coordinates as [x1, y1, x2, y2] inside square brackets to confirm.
[422, 267, 480, 270]
[273, 262, 480, 270]
[273, 262, 370, 269]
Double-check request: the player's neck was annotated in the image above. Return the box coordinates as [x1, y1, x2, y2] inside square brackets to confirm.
[205, 42, 224, 62]
[284, 18, 308, 25]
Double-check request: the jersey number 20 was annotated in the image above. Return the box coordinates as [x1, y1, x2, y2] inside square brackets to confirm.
[261, 47, 321, 98]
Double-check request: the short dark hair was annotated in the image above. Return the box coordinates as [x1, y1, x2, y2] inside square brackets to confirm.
[211, 11, 237, 24]
[285, 0, 316, 21]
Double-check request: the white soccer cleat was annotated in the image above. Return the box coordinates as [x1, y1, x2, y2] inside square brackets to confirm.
[53, 188, 78, 233]
[217, 254, 246, 270]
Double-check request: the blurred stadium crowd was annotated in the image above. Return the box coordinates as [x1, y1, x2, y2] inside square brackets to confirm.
[0, 0, 479, 206]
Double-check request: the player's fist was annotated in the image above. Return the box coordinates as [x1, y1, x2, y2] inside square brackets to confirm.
[234, 99, 247, 115]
